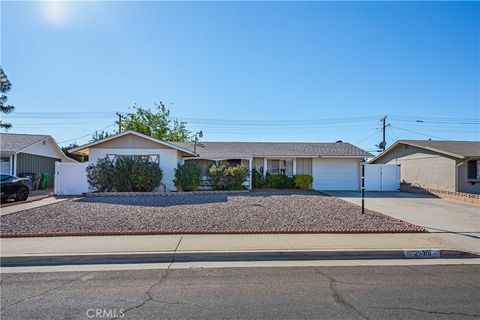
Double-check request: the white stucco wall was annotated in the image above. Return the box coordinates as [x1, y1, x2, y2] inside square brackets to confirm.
[88, 147, 180, 191]
[22, 139, 75, 162]
[372, 144, 457, 192]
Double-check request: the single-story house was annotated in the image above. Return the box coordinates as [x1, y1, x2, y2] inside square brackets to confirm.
[369, 140, 480, 194]
[69, 130, 372, 191]
[0, 133, 76, 187]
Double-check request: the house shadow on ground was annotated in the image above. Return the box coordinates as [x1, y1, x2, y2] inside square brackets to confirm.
[75, 190, 326, 208]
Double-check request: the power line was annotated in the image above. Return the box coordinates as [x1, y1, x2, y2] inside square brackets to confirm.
[354, 128, 382, 145]
[57, 123, 116, 145]
[390, 125, 452, 141]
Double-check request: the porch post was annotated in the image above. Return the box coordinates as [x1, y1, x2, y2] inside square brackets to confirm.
[263, 158, 267, 177]
[293, 158, 297, 175]
[249, 157, 253, 190]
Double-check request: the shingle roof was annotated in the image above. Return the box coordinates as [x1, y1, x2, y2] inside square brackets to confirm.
[0, 133, 50, 154]
[397, 140, 480, 158]
[171, 141, 373, 159]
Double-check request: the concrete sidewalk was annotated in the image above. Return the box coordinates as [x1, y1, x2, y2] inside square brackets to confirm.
[0, 197, 72, 216]
[1, 233, 455, 258]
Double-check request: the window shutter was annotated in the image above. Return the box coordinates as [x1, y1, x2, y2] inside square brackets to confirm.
[467, 160, 477, 179]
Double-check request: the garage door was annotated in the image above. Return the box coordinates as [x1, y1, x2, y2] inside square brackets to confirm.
[312, 159, 359, 190]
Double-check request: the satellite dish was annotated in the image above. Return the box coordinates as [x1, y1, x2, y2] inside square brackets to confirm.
[378, 141, 386, 149]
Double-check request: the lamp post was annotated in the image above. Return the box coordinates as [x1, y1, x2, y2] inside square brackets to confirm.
[193, 130, 203, 155]
[361, 158, 366, 214]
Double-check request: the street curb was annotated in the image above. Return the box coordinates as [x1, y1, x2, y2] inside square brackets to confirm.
[1, 250, 477, 267]
[0, 228, 427, 238]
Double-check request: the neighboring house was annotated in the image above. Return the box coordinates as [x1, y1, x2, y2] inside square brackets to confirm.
[369, 140, 480, 194]
[0, 133, 76, 187]
[69, 130, 372, 191]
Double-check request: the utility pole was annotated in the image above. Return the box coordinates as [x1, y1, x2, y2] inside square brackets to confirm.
[377, 115, 389, 152]
[116, 112, 125, 132]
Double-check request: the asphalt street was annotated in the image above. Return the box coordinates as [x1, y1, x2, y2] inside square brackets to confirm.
[1, 265, 479, 320]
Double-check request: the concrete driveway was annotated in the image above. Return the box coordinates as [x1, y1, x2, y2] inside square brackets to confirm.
[328, 191, 480, 254]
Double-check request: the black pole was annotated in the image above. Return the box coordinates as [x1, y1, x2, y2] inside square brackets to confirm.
[382, 117, 386, 148]
[361, 159, 365, 214]
[116, 112, 123, 132]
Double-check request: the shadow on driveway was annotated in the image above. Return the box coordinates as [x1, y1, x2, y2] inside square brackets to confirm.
[325, 191, 439, 199]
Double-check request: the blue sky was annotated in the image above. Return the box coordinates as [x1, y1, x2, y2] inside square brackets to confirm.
[1, 1, 479, 151]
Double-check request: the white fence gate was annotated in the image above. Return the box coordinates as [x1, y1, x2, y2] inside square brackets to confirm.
[365, 164, 400, 191]
[54, 162, 90, 195]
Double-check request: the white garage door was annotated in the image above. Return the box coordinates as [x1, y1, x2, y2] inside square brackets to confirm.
[312, 159, 359, 190]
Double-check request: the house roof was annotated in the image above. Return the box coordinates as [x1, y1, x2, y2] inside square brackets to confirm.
[68, 130, 197, 156]
[370, 140, 480, 163]
[171, 141, 373, 159]
[0, 133, 50, 154]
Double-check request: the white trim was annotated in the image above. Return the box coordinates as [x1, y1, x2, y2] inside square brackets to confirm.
[22, 137, 76, 163]
[263, 158, 267, 177]
[183, 157, 251, 161]
[369, 140, 465, 163]
[13, 154, 17, 176]
[293, 158, 297, 175]
[69, 130, 196, 156]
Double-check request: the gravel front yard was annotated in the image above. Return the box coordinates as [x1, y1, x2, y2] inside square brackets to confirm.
[0, 191, 424, 236]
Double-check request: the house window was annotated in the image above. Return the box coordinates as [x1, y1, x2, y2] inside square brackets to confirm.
[106, 154, 159, 164]
[467, 160, 480, 180]
[267, 159, 293, 176]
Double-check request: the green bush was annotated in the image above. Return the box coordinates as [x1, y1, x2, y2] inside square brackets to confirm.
[252, 168, 266, 189]
[208, 163, 227, 190]
[86, 157, 162, 192]
[266, 173, 293, 189]
[86, 158, 115, 192]
[208, 164, 249, 190]
[173, 162, 202, 191]
[224, 165, 249, 190]
[293, 174, 313, 189]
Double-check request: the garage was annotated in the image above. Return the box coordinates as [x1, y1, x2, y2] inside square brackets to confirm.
[312, 158, 360, 190]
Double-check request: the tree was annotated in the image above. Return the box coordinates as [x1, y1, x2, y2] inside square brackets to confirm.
[90, 130, 113, 142]
[0, 66, 14, 129]
[121, 102, 192, 142]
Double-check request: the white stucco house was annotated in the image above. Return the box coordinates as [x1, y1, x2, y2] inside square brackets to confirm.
[69, 130, 373, 191]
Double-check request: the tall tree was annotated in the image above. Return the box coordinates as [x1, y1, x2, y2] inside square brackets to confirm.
[121, 102, 192, 142]
[0, 66, 14, 129]
[90, 130, 113, 142]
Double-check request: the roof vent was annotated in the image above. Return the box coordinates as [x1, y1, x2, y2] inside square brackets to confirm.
[336, 140, 343, 143]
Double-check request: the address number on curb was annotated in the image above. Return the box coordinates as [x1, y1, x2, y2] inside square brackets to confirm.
[403, 249, 441, 258]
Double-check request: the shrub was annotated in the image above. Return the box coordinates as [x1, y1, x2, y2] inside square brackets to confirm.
[208, 164, 249, 190]
[173, 162, 202, 191]
[131, 159, 164, 192]
[224, 165, 249, 190]
[208, 163, 227, 190]
[266, 173, 293, 189]
[293, 174, 313, 189]
[86, 157, 163, 192]
[86, 158, 115, 192]
[252, 168, 266, 189]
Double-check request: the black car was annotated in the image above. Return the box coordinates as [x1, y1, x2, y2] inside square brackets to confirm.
[1, 174, 32, 202]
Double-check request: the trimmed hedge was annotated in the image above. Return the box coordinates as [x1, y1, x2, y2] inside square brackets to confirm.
[293, 174, 313, 189]
[209, 164, 249, 190]
[173, 162, 202, 191]
[266, 173, 294, 189]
